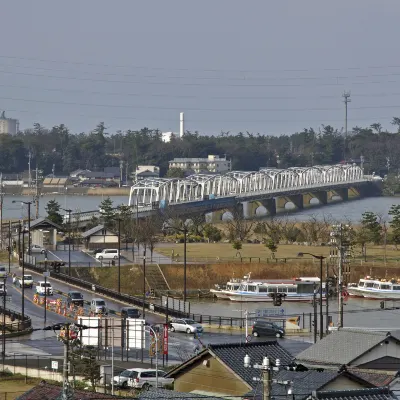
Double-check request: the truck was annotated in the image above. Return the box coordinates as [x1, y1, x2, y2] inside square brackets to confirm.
[14, 275, 34, 289]
[35, 281, 53, 296]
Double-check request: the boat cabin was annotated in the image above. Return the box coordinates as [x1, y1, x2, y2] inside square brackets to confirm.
[358, 278, 400, 291]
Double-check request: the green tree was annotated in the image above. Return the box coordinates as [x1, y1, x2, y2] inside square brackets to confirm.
[232, 240, 242, 252]
[45, 199, 63, 225]
[361, 211, 382, 244]
[99, 197, 115, 228]
[389, 205, 400, 248]
[265, 238, 278, 258]
[166, 167, 185, 178]
[116, 204, 133, 249]
[203, 224, 222, 243]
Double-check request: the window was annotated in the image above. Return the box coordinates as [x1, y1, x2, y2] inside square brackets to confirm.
[380, 284, 390, 290]
[288, 287, 297, 293]
[373, 284, 380, 289]
[268, 286, 277, 293]
[393, 286, 400, 291]
[277, 287, 288, 293]
[248, 285, 257, 292]
[140, 372, 152, 378]
[365, 282, 374, 288]
[258, 287, 269, 293]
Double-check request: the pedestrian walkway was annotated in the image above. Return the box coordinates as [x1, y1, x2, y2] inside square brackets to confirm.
[121, 245, 174, 265]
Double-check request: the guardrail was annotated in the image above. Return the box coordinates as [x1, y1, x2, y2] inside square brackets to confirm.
[22, 258, 190, 319]
[0, 306, 32, 332]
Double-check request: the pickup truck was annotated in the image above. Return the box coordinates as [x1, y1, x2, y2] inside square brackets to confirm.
[36, 281, 53, 296]
[14, 275, 34, 289]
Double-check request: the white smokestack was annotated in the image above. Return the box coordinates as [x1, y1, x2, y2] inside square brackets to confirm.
[180, 112, 184, 138]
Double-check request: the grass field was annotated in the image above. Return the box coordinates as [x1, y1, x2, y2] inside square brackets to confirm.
[0, 377, 36, 400]
[156, 242, 400, 262]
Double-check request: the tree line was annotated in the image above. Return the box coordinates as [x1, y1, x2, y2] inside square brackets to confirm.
[3, 120, 400, 177]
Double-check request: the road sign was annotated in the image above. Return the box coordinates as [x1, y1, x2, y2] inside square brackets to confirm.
[51, 361, 58, 370]
[255, 308, 285, 318]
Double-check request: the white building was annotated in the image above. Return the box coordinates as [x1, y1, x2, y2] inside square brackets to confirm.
[0, 111, 19, 135]
[169, 155, 231, 174]
[161, 131, 178, 143]
[161, 112, 185, 143]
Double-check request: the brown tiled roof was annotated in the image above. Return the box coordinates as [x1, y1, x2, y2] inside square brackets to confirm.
[346, 368, 399, 387]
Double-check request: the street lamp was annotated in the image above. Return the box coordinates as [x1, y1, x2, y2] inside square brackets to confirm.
[61, 208, 72, 276]
[21, 226, 29, 321]
[297, 252, 326, 340]
[163, 222, 188, 307]
[142, 251, 147, 319]
[13, 201, 33, 255]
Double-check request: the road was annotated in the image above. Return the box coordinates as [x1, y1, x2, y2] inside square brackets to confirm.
[4, 264, 312, 364]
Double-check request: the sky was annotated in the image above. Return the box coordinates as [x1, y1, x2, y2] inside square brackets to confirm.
[1, 0, 400, 135]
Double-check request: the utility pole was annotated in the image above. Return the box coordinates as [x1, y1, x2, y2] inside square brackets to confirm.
[0, 173, 3, 250]
[28, 151, 32, 189]
[360, 155, 365, 174]
[61, 324, 74, 400]
[2, 277, 6, 363]
[343, 91, 351, 162]
[8, 221, 11, 273]
[35, 168, 40, 219]
[119, 160, 123, 188]
[262, 358, 272, 400]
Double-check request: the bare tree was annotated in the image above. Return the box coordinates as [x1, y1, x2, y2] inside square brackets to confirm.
[136, 215, 162, 261]
[224, 205, 255, 242]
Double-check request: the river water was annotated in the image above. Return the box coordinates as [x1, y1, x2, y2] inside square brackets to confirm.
[3, 194, 400, 222]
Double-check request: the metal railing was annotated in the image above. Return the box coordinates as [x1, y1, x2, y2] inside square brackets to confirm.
[0, 306, 32, 332]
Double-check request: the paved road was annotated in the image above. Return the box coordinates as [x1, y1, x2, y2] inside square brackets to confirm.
[4, 264, 312, 363]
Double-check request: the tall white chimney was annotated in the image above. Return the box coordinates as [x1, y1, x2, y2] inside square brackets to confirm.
[180, 112, 184, 138]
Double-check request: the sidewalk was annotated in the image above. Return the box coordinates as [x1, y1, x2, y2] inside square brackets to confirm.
[121, 245, 174, 265]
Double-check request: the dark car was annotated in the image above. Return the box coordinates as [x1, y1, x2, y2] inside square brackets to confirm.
[121, 307, 141, 319]
[67, 291, 84, 307]
[251, 320, 285, 338]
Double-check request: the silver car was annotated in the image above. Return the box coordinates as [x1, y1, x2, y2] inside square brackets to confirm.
[28, 245, 46, 254]
[169, 318, 203, 334]
[90, 298, 108, 315]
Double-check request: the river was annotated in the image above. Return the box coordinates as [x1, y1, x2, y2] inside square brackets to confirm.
[3, 194, 400, 222]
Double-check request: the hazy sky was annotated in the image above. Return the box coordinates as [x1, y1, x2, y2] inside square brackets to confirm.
[1, 0, 400, 135]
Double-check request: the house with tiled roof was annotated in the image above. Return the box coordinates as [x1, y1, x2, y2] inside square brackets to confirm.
[166, 341, 400, 399]
[311, 387, 398, 400]
[296, 329, 400, 371]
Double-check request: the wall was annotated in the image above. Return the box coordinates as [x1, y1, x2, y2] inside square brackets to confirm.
[174, 354, 250, 397]
[352, 338, 400, 370]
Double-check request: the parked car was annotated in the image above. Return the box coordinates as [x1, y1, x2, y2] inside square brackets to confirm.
[0, 282, 6, 296]
[113, 369, 137, 389]
[27, 245, 46, 254]
[123, 368, 173, 389]
[90, 298, 108, 315]
[67, 291, 84, 307]
[92, 248, 103, 255]
[95, 249, 119, 260]
[121, 307, 141, 319]
[0, 266, 7, 279]
[251, 320, 285, 338]
[169, 318, 203, 334]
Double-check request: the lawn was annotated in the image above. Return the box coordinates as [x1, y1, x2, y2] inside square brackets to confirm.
[0, 378, 36, 400]
[156, 242, 400, 262]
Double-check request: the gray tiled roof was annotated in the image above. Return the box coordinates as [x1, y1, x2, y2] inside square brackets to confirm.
[138, 388, 220, 399]
[296, 330, 400, 366]
[246, 370, 339, 400]
[315, 387, 398, 400]
[346, 368, 398, 387]
[30, 217, 63, 231]
[209, 341, 294, 388]
[82, 224, 106, 238]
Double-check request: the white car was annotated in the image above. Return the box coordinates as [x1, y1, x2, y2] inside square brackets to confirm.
[169, 318, 204, 334]
[95, 249, 119, 260]
[35, 281, 53, 295]
[0, 266, 7, 279]
[112, 369, 137, 389]
[28, 245, 46, 254]
[0, 282, 6, 296]
[125, 368, 173, 389]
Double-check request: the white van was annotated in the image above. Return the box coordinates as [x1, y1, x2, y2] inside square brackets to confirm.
[95, 249, 119, 260]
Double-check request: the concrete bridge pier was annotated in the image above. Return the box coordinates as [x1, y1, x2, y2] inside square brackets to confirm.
[277, 194, 304, 212]
[309, 191, 328, 205]
[333, 188, 349, 201]
[244, 198, 277, 218]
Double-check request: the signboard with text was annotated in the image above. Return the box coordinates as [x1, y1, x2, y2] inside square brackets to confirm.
[255, 308, 285, 318]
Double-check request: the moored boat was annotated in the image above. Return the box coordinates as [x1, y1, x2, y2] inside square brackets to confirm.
[210, 274, 251, 300]
[227, 277, 325, 302]
[347, 276, 400, 299]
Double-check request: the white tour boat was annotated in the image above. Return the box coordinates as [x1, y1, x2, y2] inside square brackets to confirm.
[227, 277, 325, 302]
[210, 274, 251, 300]
[347, 276, 400, 299]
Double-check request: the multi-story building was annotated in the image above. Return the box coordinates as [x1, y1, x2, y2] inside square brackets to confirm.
[0, 111, 19, 134]
[168, 155, 231, 174]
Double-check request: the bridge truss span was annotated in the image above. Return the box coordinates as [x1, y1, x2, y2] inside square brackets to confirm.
[128, 163, 364, 206]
